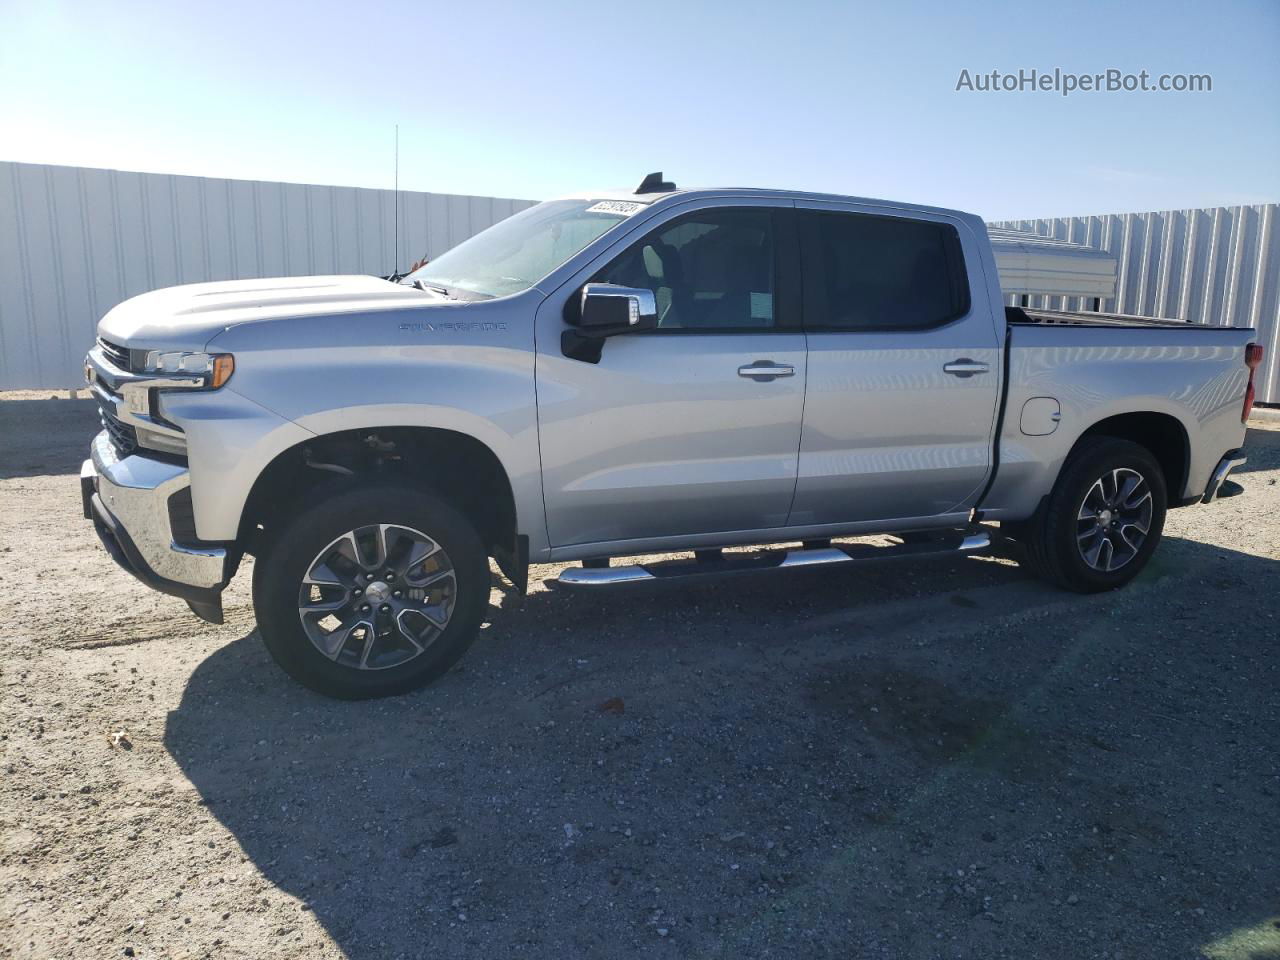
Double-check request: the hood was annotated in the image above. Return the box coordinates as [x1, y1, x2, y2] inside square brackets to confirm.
[97, 275, 446, 348]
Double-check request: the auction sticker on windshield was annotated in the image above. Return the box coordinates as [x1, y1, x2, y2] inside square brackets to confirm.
[586, 200, 646, 216]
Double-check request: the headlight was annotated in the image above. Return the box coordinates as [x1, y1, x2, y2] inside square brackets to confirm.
[143, 351, 235, 388]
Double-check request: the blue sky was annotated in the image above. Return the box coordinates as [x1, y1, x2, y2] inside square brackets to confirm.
[2, 0, 1276, 220]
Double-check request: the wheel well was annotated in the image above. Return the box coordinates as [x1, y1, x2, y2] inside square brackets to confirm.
[1074, 412, 1190, 497]
[240, 427, 518, 559]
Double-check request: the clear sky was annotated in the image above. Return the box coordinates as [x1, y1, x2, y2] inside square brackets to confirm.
[2, 0, 1277, 220]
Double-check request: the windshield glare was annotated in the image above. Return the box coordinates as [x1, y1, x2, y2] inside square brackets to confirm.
[404, 199, 636, 299]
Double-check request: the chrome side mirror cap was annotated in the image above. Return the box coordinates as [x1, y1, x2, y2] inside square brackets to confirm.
[578, 283, 658, 332]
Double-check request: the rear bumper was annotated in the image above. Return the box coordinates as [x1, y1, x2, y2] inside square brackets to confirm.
[1202, 449, 1247, 504]
[81, 431, 233, 623]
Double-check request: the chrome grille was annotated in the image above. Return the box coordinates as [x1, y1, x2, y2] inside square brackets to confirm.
[97, 337, 132, 371]
[95, 395, 138, 457]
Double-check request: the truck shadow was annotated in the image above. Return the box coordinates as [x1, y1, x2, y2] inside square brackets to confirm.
[0, 396, 100, 479]
[165, 535, 1280, 959]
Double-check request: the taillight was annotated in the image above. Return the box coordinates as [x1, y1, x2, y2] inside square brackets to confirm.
[1243, 342, 1263, 423]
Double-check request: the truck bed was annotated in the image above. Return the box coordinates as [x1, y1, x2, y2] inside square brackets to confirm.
[979, 316, 1256, 522]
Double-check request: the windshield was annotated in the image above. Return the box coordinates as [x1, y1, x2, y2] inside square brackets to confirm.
[403, 198, 641, 299]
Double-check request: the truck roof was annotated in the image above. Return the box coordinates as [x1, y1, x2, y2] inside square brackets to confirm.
[555, 184, 985, 227]
[559, 183, 1119, 299]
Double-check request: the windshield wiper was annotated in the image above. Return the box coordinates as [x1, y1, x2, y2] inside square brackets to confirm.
[405, 278, 453, 298]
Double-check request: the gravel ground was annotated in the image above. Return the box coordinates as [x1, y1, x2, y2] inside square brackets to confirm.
[1, 394, 1278, 960]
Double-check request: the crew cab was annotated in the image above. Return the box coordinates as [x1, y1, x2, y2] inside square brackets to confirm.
[81, 175, 1263, 698]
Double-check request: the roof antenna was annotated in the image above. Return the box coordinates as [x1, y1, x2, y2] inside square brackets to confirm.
[393, 123, 400, 277]
[635, 171, 676, 194]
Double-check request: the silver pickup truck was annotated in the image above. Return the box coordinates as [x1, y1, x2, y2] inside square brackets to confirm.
[81, 176, 1264, 698]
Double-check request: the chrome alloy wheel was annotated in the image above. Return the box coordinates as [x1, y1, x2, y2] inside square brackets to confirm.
[297, 524, 456, 670]
[1076, 468, 1153, 573]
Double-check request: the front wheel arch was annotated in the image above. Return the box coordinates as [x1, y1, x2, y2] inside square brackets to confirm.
[239, 426, 519, 562]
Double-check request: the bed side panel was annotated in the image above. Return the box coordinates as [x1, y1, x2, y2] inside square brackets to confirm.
[982, 325, 1252, 520]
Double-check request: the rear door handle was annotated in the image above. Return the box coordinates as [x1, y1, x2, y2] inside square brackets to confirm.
[738, 360, 795, 382]
[942, 358, 990, 378]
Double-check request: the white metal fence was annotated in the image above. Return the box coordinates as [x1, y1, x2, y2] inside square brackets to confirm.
[0, 161, 535, 390]
[990, 204, 1279, 404]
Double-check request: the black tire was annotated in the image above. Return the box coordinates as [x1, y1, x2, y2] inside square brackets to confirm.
[1019, 436, 1167, 593]
[252, 482, 490, 699]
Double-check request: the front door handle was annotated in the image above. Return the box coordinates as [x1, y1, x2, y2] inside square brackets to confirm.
[738, 360, 795, 382]
[942, 358, 990, 378]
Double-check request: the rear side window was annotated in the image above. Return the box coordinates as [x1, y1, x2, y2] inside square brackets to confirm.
[802, 211, 970, 330]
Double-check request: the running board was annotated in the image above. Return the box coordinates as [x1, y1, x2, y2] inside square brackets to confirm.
[554, 531, 991, 588]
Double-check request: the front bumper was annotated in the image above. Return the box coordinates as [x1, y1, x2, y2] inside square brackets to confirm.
[81, 431, 234, 623]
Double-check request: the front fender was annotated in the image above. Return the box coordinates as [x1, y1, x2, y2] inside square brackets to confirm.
[159, 387, 315, 541]
[204, 301, 545, 553]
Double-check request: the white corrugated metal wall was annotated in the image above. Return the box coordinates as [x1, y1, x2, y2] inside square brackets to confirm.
[0, 161, 536, 390]
[990, 204, 1279, 404]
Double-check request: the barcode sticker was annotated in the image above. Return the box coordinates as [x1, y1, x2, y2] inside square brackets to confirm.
[586, 200, 645, 216]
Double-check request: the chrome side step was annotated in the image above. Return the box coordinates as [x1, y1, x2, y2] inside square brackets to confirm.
[554, 531, 991, 588]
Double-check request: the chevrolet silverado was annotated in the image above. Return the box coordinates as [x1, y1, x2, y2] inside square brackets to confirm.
[81, 175, 1263, 698]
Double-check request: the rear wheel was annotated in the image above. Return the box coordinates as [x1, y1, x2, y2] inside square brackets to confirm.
[253, 483, 490, 699]
[1018, 437, 1167, 593]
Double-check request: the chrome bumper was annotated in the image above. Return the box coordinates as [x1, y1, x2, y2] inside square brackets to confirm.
[82, 431, 231, 621]
[1202, 450, 1247, 503]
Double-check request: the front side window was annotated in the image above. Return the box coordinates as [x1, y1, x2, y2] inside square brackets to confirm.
[404, 198, 636, 299]
[803, 211, 969, 330]
[595, 208, 776, 330]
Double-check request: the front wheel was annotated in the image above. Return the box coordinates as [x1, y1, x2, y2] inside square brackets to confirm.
[252, 483, 490, 699]
[1018, 437, 1168, 593]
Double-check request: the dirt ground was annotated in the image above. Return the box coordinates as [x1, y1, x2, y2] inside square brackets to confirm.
[1, 393, 1277, 960]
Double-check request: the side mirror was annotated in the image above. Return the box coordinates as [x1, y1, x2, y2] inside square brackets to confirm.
[577, 283, 659, 335]
[562, 283, 659, 362]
